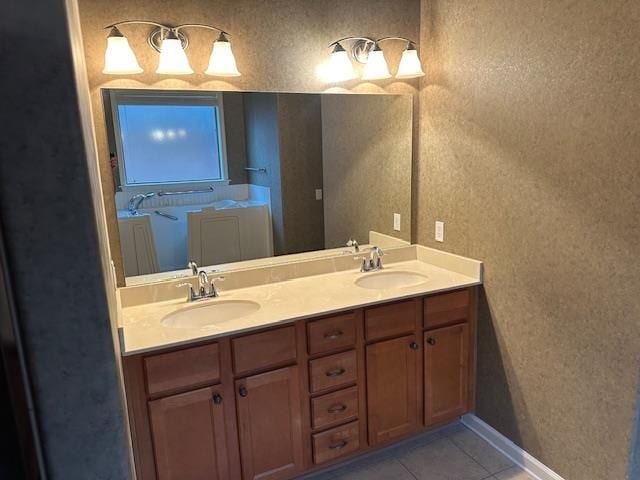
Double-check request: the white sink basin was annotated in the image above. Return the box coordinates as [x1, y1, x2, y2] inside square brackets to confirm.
[355, 271, 429, 290]
[162, 300, 260, 329]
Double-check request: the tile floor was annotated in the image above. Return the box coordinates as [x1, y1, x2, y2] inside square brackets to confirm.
[303, 422, 536, 480]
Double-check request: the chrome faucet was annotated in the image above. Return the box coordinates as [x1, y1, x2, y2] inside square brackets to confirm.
[128, 192, 155, 214]
[177, 261, 224, 302]
[346, 238, 360, 253]
[188, 260, 199, 276]
[360, 246, 385, 272]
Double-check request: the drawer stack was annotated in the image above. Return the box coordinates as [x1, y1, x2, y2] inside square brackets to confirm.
[305, 312, 362, 465]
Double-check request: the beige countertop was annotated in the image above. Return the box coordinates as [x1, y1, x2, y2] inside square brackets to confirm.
[119, 246, 482, 356]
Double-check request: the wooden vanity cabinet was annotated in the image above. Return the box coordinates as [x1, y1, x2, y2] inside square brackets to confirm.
[424, 323, 469, 425]
[364, 299, 422, 446]
[122, 287, 477, 480]
[149, 386, 229, 480]
[366, 334, 420, 445]
[423, 289, 476, 426]
[235, 366, 304, 480]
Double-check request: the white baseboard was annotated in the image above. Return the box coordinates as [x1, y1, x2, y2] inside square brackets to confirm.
[462, 414, 565, 480]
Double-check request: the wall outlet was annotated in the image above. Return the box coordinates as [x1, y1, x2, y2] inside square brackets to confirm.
[315, 189, 323, 200]
[393, 213, 401, 231]
[435, 221, 444, 242]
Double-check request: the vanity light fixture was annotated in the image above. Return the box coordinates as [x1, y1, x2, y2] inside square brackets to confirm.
[326, 36, 425, 82]
[102, 21, 241, 76]
[329, 43, 357, 81]
[361, 42, 391, 80]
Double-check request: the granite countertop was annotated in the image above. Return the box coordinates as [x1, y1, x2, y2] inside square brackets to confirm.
[119, 247, 482, 356]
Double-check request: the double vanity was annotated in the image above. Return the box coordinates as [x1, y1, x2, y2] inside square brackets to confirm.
[118, 245, 482, 480]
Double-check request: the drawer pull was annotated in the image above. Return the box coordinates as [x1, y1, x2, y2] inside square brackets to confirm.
[327, 403, 348, 414]
[238, 386, 248, 397]
[213, 393, 223, 405]
[324, 330, 344, 340]
[426, 337, 437, 346]
[329, 440, 348, 450]
[325, 367, 346, 378]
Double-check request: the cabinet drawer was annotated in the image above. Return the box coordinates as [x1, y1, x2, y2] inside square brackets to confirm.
[309, 350, 357, 393]
[307, 312, 356, 355]
[311, 386, 358, 430]
[232, 326, 297, 376]
[365, 300, 416, 342]
[144, 343, 220, 397]
[424, 289, 469, 329]
[312, 421, 360, 465]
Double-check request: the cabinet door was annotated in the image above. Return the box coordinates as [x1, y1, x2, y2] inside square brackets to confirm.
[424, 323, 470, 425]
[149, 386, 229, 480]
[236, 366, 304, 480]
[366, 335, 420, 445]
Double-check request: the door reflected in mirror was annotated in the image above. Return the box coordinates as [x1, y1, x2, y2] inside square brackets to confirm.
[101, 89, 413, 285]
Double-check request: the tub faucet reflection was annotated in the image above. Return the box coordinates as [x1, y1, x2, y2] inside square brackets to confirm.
[128, 192, 155, 214]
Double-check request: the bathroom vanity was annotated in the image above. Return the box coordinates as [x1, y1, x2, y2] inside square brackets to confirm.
[118, 246, 481, 480]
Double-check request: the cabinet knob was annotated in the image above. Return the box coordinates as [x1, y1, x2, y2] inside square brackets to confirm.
[328, 440, 348, 450]
[238, 386, 248, 397]
[327, 403, 347, 414]
[325, 367, 346, 378]
[426, 337, 436, 346]
[324, 330, 344, 340]
[213, 393, 223, 405]
[409, 342, 419, 350]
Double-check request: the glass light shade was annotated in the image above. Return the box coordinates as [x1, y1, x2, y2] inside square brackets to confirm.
[156, 37, 193, 75]
[396, 48, 425, 78]
[103, 36, 143, 75]
[362, 46, 391, 80]
[205, 36, 241, 76]
[328, 44, 356, 82]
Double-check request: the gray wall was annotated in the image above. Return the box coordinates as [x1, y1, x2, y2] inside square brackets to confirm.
[417, 1, 640, 479]
[0, 0, 130, 477]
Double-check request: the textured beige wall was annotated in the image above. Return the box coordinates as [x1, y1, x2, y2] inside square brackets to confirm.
[322, 94, 413, 248]
[77, 0, 420, 285]
[278, 94, 325, 254]
[418, 1, 640, 479]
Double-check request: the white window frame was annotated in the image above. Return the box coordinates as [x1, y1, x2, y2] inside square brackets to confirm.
[109, 89, 230, 192]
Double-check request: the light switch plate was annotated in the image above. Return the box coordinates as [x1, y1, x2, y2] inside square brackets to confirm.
[435, 221, 444, 242]
[393, 213, 401, 231]
[315, 189, 323, 200]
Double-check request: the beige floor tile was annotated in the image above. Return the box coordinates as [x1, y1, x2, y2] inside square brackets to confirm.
[397, 437, 490, 480]
[493, 467, 536, 480]
[332, 456, 416, 480]
[445, 427, 513, 474]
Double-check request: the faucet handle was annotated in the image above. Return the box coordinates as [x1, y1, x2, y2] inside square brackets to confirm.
[209, 276, 225, 297]
[176, 282, 196, 302]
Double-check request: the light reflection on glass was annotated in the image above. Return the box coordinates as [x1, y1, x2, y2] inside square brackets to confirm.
[149, 128, 189, 142]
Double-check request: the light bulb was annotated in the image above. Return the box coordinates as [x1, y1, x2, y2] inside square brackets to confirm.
[102, 27, 143, 75]
[327, 43, 356, 82]
[205, 32, 241, 77]
[362, 43, 391, 80]
[396, 42, 425, 78]
[156, 30, 193, 75]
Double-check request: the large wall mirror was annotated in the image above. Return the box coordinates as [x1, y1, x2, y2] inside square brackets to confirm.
[101, 89, 413, 285]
